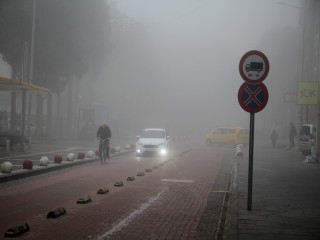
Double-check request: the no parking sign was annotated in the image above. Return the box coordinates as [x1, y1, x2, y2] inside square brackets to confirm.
[238, 82, 269, 113]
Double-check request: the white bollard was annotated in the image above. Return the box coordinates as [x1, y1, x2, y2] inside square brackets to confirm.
[66, 153, 75, 161]
[235, 144, 243, 159]
[86, 150, 95, 159]
[2, 161, 13, 173]
[39, 156, 50, 166]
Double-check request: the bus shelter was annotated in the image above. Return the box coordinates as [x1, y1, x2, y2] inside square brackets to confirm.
[0, 76, 50, 151]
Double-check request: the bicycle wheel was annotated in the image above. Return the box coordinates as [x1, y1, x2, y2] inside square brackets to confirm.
[103, 145, 107, 163]
[100, 146, 104, 163]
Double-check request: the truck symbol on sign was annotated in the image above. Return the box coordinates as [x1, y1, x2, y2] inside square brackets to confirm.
[245, 62, 263, 73]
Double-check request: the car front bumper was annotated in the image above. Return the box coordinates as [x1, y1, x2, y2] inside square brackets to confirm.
[136, 146, 169, 157]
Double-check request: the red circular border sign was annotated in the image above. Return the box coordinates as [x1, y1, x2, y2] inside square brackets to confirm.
[238, 82, 269, 113]
[239, 50, 269, 84]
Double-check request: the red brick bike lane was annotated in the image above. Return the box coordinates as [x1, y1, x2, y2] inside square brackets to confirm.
[0, 146, 229, 240]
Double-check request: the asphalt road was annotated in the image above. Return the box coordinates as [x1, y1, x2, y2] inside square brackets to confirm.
[0, 140, 235, 239]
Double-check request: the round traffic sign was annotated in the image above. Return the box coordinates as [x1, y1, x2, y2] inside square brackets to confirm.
[239, 50, 269, 84]
[238, 82, 269, 113]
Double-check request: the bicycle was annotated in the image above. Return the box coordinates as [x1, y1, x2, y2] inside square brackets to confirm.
[99, 138, 110, 164]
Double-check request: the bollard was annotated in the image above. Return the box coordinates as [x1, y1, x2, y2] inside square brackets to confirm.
[97, 188, 109, 194]
[4, 223, 30, 237]
[6, 139, 10, 153]
[127, 176, 135, 181]
[47, 207, 67, 219]
[114, 181, 124, 187]
[77, 195, 92, 204]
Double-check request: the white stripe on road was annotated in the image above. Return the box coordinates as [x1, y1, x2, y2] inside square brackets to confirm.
[161, 178, 194, 183]
[96, 190, 165, 240]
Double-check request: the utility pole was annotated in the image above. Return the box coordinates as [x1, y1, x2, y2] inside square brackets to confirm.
[27, 0, 36, 137]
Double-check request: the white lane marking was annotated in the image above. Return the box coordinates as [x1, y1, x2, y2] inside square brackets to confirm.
[96, 190, 165, 240]
[0, 147, 80, 160]
[161, 178, 194, 183]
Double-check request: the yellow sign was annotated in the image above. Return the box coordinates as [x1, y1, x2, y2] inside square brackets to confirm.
[297, 81, 318, 105]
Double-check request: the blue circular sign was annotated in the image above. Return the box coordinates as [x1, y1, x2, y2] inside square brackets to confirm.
[238, 82, 269, 113]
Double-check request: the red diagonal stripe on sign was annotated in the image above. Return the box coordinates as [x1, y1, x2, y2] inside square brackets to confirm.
[243, 85, 263, 107]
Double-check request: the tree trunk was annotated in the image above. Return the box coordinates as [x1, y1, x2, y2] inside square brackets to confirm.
[10, 92, 17, 133]
[46, 92, 52, 139]
[35, 94, 44, 138]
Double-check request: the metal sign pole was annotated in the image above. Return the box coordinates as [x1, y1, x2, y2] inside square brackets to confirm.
[247, 112, 255, 211]
[238, 50, 269, 211]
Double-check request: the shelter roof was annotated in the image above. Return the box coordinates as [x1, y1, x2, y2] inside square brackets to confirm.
[0, 76, 50, 92]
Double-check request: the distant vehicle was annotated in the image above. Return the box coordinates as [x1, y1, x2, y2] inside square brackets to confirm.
[205, 127, 249, 147]
[245, 62, 263, 73]
[297, 123, 316, 155]
[135, 128, 171, 157]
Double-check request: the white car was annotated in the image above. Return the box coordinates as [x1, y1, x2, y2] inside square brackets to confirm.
[135, 128, 171, 157]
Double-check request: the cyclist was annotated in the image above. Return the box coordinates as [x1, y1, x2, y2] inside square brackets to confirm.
[96, 122, 112, 162]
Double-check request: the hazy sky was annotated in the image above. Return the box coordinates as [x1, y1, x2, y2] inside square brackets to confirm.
[99, 0, 302, 137]
[115, 0, 301, 37]
[0, 0, 304, 139]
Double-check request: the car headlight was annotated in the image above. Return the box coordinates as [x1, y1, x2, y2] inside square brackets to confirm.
[159, 148, 168, 156]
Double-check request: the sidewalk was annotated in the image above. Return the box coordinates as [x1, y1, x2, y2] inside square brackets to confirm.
[229, 143, 320, 239]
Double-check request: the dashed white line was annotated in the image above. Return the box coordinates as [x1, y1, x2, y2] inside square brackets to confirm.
[96, 190, 165, 240]
[161, 178, 194, 183]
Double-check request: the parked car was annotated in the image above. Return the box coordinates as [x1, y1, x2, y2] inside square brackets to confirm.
[205, 127, 249, 147]
[297, 123, 316, 155]
[135, 128, 171, 157]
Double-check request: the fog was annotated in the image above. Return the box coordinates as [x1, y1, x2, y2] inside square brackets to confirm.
[0, 0, 303, 140]
[80, 0, 301, 139]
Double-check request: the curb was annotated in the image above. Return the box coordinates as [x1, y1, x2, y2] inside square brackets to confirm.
[0, 150, 134, 183]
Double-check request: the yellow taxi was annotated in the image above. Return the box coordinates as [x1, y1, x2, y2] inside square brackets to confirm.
[205, 127, 249, 147]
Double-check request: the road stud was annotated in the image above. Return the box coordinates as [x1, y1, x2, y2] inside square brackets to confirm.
[153, 165, 159, 169]
[145, 168, 152, 172]
[47, 207, 67, 219]
[97, 188, 109, 194]
[77, 195, 92, 204]
[137, 172, 145, 176]
[114, 181, 124, 187]
[4, 223, 30, 237]
[127, 176, 135, 181]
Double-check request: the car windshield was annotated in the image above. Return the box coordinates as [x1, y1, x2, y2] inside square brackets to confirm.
[140, 130, 165, 138]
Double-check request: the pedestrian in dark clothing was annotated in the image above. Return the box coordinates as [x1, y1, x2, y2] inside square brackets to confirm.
[289, 122, 297, 148]
[271, 130, 278, 148]
[97, 122, 112, 159]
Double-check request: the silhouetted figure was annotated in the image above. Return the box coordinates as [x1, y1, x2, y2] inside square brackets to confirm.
[271, 130, 278, 148]
[289, 122, 297, 148]
[97, 122, 112, 160]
